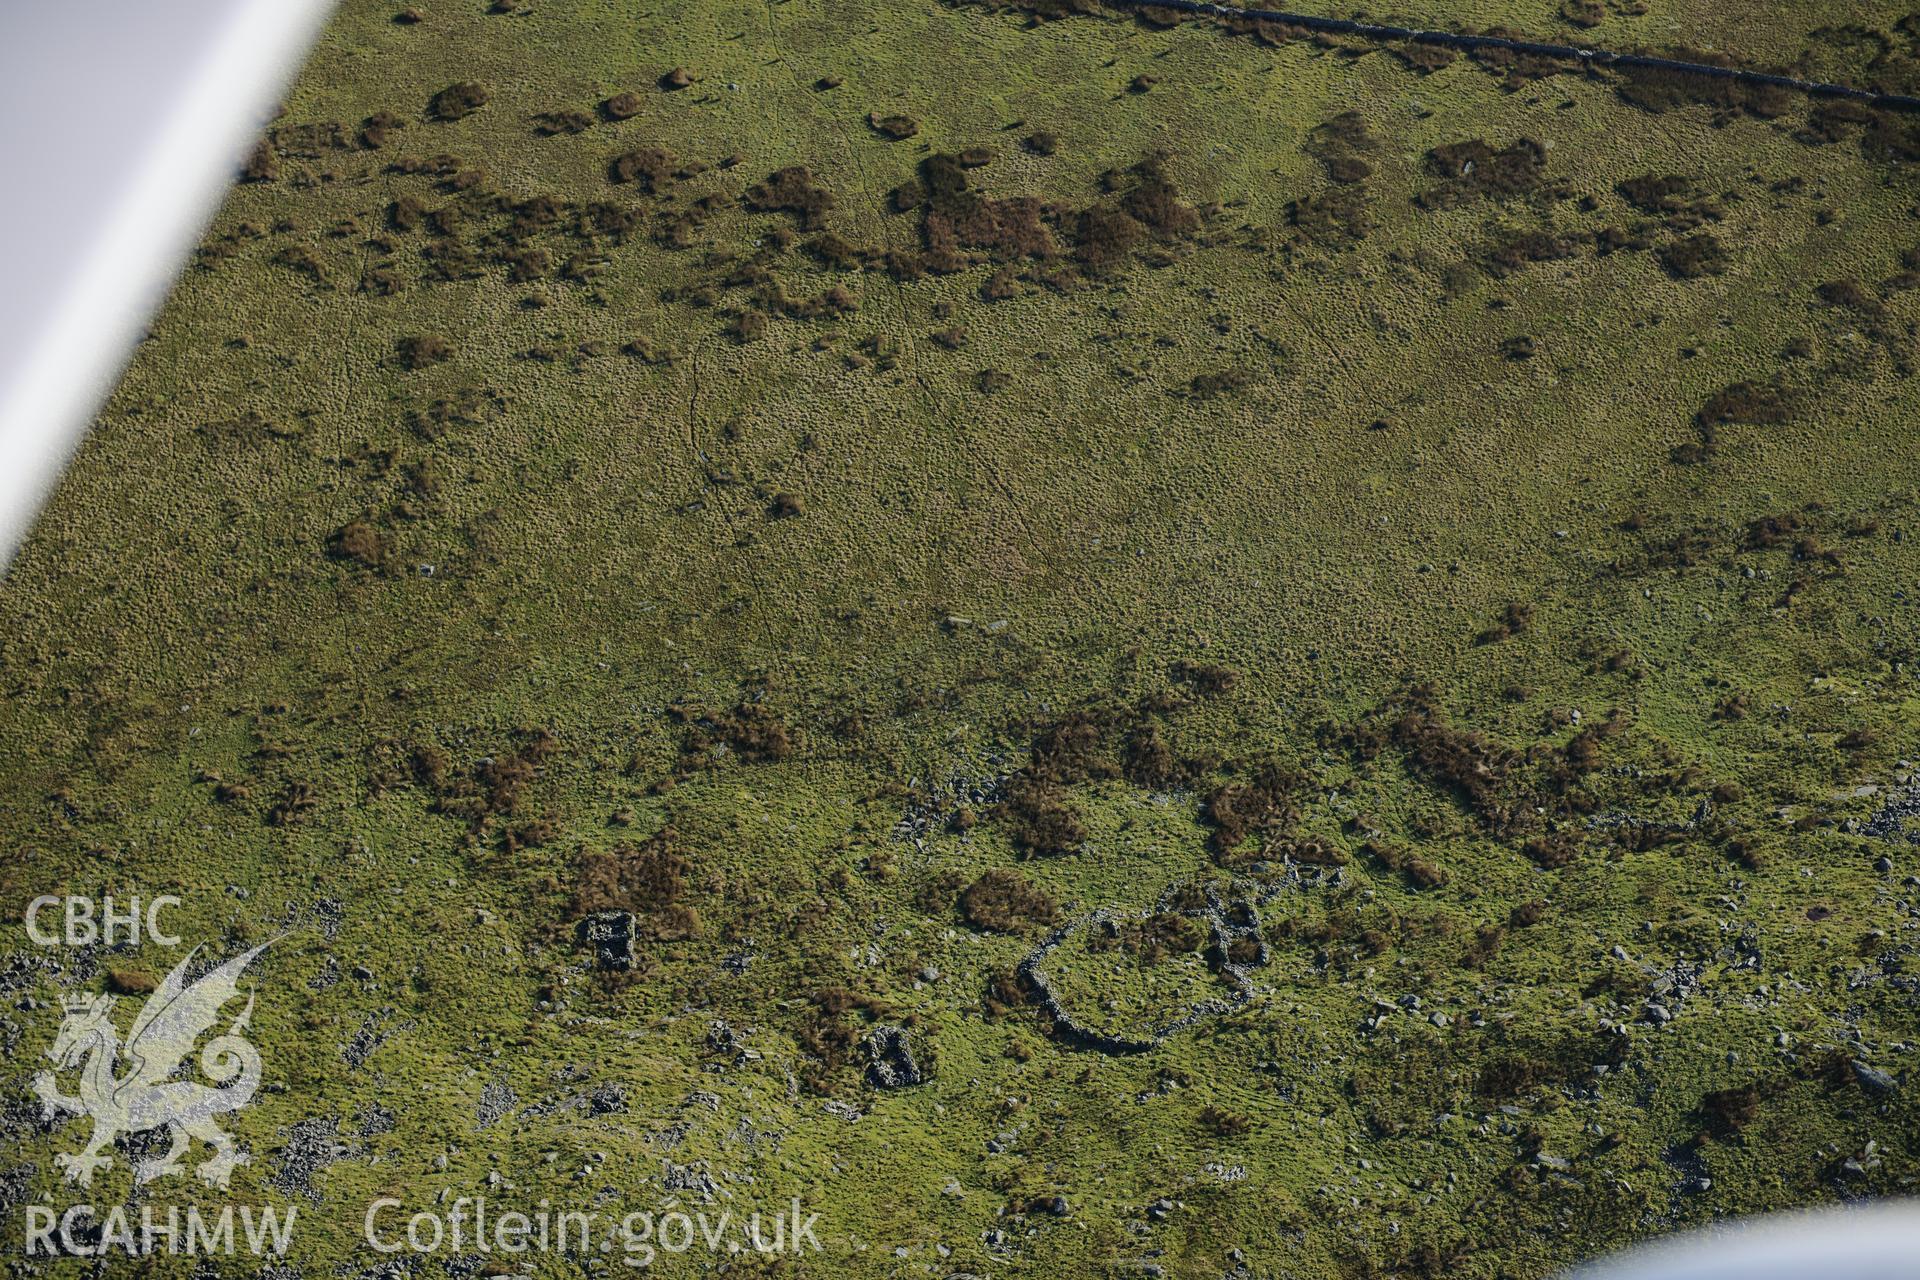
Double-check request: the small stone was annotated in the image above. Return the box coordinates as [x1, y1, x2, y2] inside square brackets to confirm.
[1644, 1002, 1673, 1025]
[1852, 1060, 1899, 1096]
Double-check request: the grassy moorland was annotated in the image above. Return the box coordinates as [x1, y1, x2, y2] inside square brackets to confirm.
[3, 1, 1920, 1275]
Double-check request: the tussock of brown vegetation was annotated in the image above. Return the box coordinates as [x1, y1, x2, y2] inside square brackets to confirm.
[1171, 661, 1238, 695]
[1362, 839, 1449, 888]
[1220, 14, 1311, 48]
[744, 166, 836, 230]
[1618, 172, 1690, 209]
[999, 777, 1087, 856]
[240, 141, 279, 183]
[602, 91, 644, 121]
[429, 81, 490, 121]
[794, 986, 894, 1090]
[359, 111, 406, 148]
[1659, 233, 1728, 279]
[1073, 205, 1142, 273]
[609, 147, 676, 190]
[1481, 230, 1575, 276]
[958, 0, 1100, 15]
[1204, 762, 1307, 861]
[106, 968, 158, 995]
[271, 121, 351, 157]
[395, 333, 452, 370]
[1118, 158, 1201, 238]
[1391, 702, 1511, 821]
[1189, 368, 1251, 399]
[570, 826, 698, 939]
[1476, 1029, 1623, 1098]
[1342, 687, 1616, 850]
[533, 108, 594, 136]
[1475, 601, 1533, 645]
[868, 113, 919, 140]
[1272, 835, 1346, 867]
[1307, 111, 1377, 185]
[1467, 27, 1576, 84]
[960, 867, 1056, 932]
[1123, 723, 1179, 788]
[1741, 512, 1806, 550]
[267, 781, 317, 827]
[410, 727, 558, 838]
[1700, 1082, 1766, 1139]
[1289, 188, 1370, 245]
[327, 520, 388, 568]
[1816, 279, 1881, 314]
[918, 152, 1056, 271]
[1420, 138, 1549, 208]
[1559, 0, 1604, 28]
[1522, 833, 1579, 869]
[1088, 911, 1204, 964]
[1393, 41, 1457, 73]
[1698, 380, 1792, 428]
[272, 245, 327, 283]
[1615, 52, 1791, 118]
[388, 194, 429, 231]
[1618, 173, 1722, 229]
[678, 702, 795, 769]
[894, 152, 1200, 284]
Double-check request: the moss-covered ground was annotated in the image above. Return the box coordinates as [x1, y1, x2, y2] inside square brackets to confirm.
[5, 1, 1920, 1276]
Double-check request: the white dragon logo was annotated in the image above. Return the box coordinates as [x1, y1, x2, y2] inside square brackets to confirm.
[32, 941, 272, 1189]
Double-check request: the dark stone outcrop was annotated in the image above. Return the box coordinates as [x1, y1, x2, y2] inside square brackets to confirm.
[577, 911, 636, 970]
[866, 1025, 925, 1088]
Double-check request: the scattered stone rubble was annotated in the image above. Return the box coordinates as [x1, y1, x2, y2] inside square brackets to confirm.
[865, 1024, 925, 1089]
[578, 910, 636, 970]
[1017, 868, 1334, 1054]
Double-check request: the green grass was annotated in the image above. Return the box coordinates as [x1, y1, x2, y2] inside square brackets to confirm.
[4, 2, 1920, 1276]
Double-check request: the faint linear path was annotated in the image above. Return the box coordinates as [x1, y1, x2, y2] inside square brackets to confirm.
[761, 0, 1055, 584]
[1090, 0, 1920, 112]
